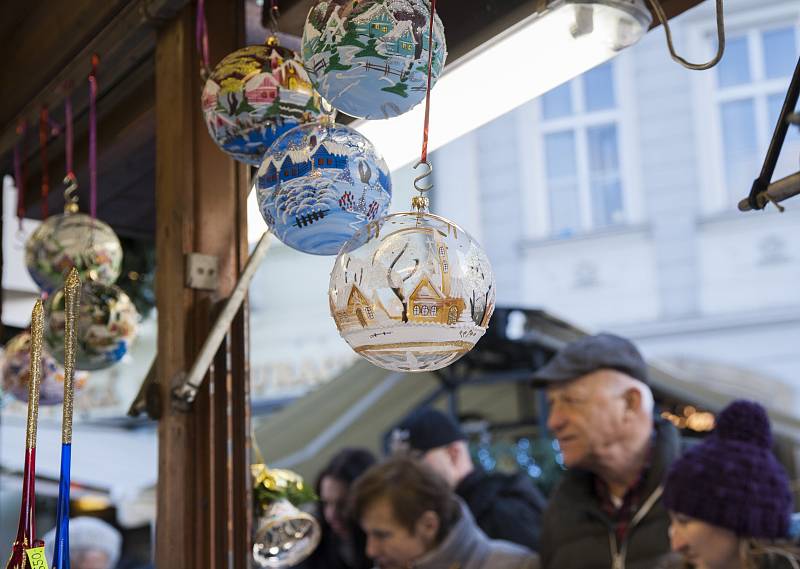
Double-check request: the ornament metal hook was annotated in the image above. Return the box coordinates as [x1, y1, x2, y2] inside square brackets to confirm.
[63, 173, 79, 214]
[319, 98, 337, 126]
[411, 160, 433, 212]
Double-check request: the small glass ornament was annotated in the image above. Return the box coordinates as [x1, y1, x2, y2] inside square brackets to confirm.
[202, 36, 322, 165]
[25, 209, 123, 294]
[1, 332, 89, 406]
[329, 206, 495, 372]
[255, 119, 392, 255]
[45, 281, 139, 371]
[302, 0, 447, 119]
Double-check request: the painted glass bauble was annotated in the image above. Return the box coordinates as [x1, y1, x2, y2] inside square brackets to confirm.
[255, 121, 392, 255]
[25, 213, 123, 294]
[302, 0, 447, 119]
[1, 332, 89, 406]
[329, 211, 495, 372]
[45, 281, 139, 371]
[202, 38, 322, 165]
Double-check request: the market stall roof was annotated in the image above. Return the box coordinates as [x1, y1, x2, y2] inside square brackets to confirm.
[256, 309, 800, 482]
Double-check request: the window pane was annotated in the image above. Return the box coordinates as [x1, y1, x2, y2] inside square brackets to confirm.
[720, 99, 759, 203]
[587, 124, 624, 227]
[542, 82, 573, 120]
[762, 27, 797, 79]
[544, 131, 580, 236]
[768, 92, 800, 180]
[545, 131, 578, 176]
[584, 62, 616, 112]
[767, 92, 799, 142]
[716, 36, 751, 88]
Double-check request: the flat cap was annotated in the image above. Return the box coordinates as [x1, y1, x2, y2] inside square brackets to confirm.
[531, 332, 648, 386]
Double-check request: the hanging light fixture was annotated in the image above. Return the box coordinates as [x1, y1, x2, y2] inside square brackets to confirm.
[548, 0, 652, 52]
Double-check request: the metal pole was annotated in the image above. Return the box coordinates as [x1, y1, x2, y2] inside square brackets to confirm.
[172, 231, 272, 409]
[738, 171, 800, 212]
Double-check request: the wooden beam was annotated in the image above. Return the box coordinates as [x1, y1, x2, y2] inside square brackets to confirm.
[154, 0, 250, 566]
[0, 0, 187, 168]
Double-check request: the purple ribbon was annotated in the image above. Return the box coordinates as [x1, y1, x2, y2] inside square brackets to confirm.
[196, 0, 210, 71]
[65, 97, 74, 177]
[89, 56, 99, 219]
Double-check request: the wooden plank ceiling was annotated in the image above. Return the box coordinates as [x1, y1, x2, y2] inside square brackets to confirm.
[0, 0, 705, 240]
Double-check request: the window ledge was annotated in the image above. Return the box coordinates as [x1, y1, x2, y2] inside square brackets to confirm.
[517, 223, 651, 251]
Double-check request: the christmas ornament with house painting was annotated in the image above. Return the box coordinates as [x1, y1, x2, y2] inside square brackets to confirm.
[302, 0, 446, 119]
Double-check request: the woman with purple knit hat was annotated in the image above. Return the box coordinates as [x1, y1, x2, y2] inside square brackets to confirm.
[662, 399, 799, 569]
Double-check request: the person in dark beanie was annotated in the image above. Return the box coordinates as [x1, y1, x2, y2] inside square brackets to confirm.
[662, 400, 799, 569]
[533, 332, 682, 569]
[390, 407, 547, 551]
[296, 448, 377, 569]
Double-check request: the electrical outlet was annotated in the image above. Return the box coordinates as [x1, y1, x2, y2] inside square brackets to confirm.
[185, 253, 219, 291]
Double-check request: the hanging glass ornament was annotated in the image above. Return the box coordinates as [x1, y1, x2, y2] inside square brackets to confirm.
[255, 118, 392, 255]
[25, 185, 122, 294]
[302, 0, 447, 120]
[45, 281, 139, 371]
[202, 36, 322, 165]
[329, 206, 495, 372]
[1, 332, 89, 406]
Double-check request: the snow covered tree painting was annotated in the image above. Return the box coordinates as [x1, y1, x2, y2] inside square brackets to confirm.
[302, 0, 447, 120]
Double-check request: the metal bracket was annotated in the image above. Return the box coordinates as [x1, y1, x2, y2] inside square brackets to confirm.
[185, 253, 219, 290]
[172, 232, 273, 411]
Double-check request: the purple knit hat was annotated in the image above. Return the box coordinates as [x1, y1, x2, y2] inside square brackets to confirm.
[663, 400, 793, 539]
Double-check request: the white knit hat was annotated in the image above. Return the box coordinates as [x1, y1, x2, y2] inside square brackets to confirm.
[43, 517, 122, 568]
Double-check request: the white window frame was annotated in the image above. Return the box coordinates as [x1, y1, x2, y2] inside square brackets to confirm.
[516, 51, 642, 239]
[688, 4, 800, 216]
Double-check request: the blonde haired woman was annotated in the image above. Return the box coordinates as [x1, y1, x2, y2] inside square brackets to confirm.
[662, 400, 799, 569]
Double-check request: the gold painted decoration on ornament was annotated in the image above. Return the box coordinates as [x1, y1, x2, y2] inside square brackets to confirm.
[329, 211, 495, 372]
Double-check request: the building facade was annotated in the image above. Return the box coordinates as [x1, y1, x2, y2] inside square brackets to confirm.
[429, 0, 800, 413]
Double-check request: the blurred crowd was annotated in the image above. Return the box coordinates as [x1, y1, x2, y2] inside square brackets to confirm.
[294, 333, 800, 569]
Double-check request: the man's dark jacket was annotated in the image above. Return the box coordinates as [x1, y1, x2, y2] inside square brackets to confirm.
[456, 467, 548, 551]
[539, 419, 681, 569]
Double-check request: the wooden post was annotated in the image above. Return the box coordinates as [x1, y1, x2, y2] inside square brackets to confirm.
[154, 1, 250, 567]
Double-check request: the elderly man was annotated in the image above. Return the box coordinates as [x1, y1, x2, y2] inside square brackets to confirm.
[391, 408, 546, 550]
[532, 333, 681, 569]
[351, 456, 539, 569]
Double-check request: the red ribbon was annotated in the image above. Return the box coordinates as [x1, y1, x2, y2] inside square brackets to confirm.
[89, 54, 99, 219]
[39, 107, 50, 219]
[13, 121, 27, 231]
[420, 0, 437, 164]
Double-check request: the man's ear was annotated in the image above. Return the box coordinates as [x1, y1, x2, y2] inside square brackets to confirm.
[414, 510, 440, 546]
[623, 386, 642, 413]
[446, 442, 461, 464]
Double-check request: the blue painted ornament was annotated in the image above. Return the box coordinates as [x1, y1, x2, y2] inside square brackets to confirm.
[255, 120, 392, 255]
[202, 37, 322, 165]
[302, 0, 447, 120]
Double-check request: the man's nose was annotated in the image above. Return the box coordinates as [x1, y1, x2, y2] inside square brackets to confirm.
[547, 405, 566, 433]
[366, 536, 380, 559]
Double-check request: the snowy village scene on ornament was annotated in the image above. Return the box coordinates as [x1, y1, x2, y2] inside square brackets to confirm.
[255, 122, 392, 255]
[302, 0, 446, 119]
[202, 42, 321, 165]
[329, 212, 495, 372]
